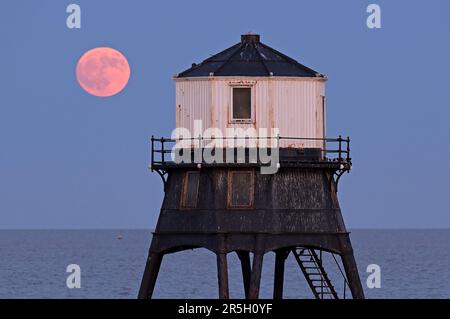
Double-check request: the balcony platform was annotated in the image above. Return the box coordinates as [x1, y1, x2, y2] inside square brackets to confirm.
[150, 136, 351, 173]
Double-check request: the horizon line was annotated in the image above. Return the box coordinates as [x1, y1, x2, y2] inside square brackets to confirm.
[1, 228, 450, 231]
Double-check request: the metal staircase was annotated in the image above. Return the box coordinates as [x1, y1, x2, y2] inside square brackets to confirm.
[292, 247, 339, 299]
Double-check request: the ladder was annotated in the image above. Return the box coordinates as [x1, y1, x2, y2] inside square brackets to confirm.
[292, 247, 339, 299]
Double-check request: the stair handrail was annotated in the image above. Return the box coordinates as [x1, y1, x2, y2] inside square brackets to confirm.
[331, 253, 349, 299]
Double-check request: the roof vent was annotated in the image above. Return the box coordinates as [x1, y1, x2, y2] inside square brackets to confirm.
[241, 33, 260, 44]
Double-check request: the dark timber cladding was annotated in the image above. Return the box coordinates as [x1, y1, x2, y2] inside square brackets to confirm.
[139, 159, 364, 299]
[139, 34, 364, 300]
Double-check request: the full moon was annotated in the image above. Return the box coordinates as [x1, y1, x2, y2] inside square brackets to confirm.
[76, 47, 130, 97]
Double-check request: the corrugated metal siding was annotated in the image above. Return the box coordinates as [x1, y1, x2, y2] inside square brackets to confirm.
[175, 78, 325, 149]
[272, 80, 324, 148]
[176, 80, 212, 134]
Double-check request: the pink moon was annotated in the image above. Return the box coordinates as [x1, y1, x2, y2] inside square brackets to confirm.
[76, 47, 130, 97]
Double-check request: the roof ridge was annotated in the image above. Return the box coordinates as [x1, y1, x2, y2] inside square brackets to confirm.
[211, 42, 244, 76]
[177, 42, 241, 77]
[254, 43, 271, 76]
[258, 42, 320, 76]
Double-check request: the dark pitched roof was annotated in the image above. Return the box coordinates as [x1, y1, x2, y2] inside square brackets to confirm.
[176, 34, 323, 78]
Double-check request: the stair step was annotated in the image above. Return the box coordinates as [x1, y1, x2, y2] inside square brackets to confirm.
[313, 285, 335, 290]
[300, 258, 320, 263]
[312, 287, 334, 291]
[306, 272, 323, 275]
[314, 292, 334, 295]
[312, 283, 334, 287]
[315, 291, 334, 295]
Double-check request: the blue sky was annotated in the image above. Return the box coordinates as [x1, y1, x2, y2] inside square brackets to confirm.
[1, 0, 449, 229]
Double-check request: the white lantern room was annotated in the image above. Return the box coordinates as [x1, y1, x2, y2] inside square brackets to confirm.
[174, 34, 327, 149]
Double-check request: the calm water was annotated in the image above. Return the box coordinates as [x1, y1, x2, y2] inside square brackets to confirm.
[0, 230, 449, 299]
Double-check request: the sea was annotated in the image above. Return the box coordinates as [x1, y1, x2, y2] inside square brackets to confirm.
[0, 229, 449, 299]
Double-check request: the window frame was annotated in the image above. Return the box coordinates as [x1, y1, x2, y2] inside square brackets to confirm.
[229, 85, 255, 124]
[227, 170, 255, 209]
[180, 171, 200, 209]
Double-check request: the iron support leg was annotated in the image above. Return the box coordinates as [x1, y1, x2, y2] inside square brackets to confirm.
[217, 253, 230, 299]
[337, 235, 365, 299]
[273, 249, 289, 299]
[236, 251, 252, 298]
[138, 252, 163, 299]
[341, 252, 365, 299]
[248, 252, 264, 299]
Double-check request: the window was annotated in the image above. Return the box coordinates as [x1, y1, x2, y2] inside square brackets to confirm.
[180, 171, 200, 208]
[232, 87, 252, 122]
[227, 170, 254, 209]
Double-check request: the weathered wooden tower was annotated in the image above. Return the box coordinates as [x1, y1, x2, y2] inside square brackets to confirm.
[139, 34, 365, 299]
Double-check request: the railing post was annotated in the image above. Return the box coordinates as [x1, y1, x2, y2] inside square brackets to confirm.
[161, 136, 165, 165]
[179, 136, 183, 163]
[346, 136, 351, 163]
[338, 135, 342, 161]
[194, 134, 202, 165]
[322, 137, 326, 159]
[199, 134, 202, 160]
[151, 135, 154, 171]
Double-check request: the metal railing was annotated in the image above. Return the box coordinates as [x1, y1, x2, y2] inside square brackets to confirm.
[331, 253, 350, 299]
[150, 135, 351, 169]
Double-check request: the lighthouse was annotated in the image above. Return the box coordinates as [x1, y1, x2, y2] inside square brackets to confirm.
[139, 34, 365, 299]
